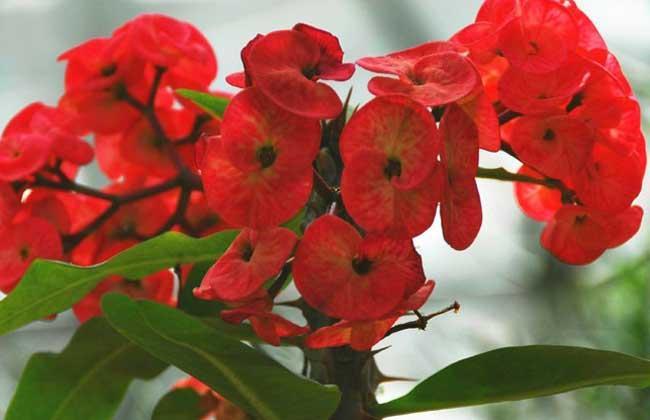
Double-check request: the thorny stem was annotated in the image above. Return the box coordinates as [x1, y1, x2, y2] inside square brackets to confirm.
[27, 66, 209, 253]
[385, 301, 461, 337]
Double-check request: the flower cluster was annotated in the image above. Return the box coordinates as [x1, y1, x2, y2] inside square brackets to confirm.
[0, 0, 645, 351]
[0, 15, 225, 321]
[453, 0, 645, 264]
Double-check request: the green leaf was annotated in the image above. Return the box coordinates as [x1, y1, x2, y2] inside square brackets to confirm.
[370, 345, 650, 417]
[152, 388, 203, 420]
[178, 261, 224, 317]
[102, 294, 340, 420]
[0, 230, 238, 336]
[176, 89, 229, 118]
[6, 317, 166, 420]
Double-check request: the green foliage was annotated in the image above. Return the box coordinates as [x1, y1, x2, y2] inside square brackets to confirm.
[6, 318, 166, 420]
[152, 388, 203, 420]
[370, 345, 650, 417]
[102, 294, 340, 420]
[0, 230, 238, 336]
[175, 89, 229, 118]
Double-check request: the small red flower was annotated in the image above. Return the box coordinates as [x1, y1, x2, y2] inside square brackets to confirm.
[498, 0, 578, 73]
[293, 215, 425, 321]
[115, 14, 217, 89]
[0, 133, 52, 181]
[340, 96, 440, 238]
[202, 88, 320, 229]
[573, 142, 645, 214]
[498, 57, 589, 116]
[245, 27, 353, 119]
[0, 217, 62, 293]
[508, 115, 594, 179]
[194, 227, 296, 302]
[358, 45, 479, 107]
[541, 205, 643, 265]
[58, 35, 144, 134]
[3, 102, 93, 166]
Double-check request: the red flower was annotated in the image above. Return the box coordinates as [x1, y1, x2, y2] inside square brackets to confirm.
[3, 102, 93, 166]
[0, 217, 62, 293]
[306, 281, 435, 350]
[194, 227, 296, 302]
[497, 0, 578, 74]
[340, 96, 440, 238]
[0, 133, 52, 181]
[58, 35, 144, 134]
[245, 28, 353, 119]
[439, 104, 482, 250]
[541, 205, 643, 265]
[115, 14, 217, 90]
[357, 43, 479, 107]
[202, 88, 320, 229]
[293, 215, 426, 321]
[508, 115, 594, 179]
[498, 57, 589, 116]
[573, 142, 645, 214]
[514, 166, 562, 222]
[221, 298, 309, 346]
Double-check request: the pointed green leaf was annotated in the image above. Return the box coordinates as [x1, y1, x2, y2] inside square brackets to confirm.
[176, 89, 229, 118]
[102, 294, 340, 420]
[152, 388, 203, 420]
[6, 318, 166, 420]
[0, 230, 238, 336]
[370, 345, 650, 417]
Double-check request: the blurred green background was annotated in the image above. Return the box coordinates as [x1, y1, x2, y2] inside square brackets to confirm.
[0, 0, 649, 419]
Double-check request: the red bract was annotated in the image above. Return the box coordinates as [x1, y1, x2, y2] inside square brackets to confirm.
[573, 142, 645, 214]
[340, 96, 440, 238]
[221, 299, 309, 346]
[498, 57, 589, 116]
[340, 96, 438, 188]
[306, 280, 435, 350]
[0, 133, 52, 181]
[220, 88, 320, 173]
[246, 28, 353, 119]
[116, 14, 217, 89]
[292, 23, 356, 81]
[225, 34, 264, 88]
[202, 88, 320, 229]
[360, 51, 479, 107]
[194, 227, 296, 302]
[439, 104, 482, 250]
[3, 102, 93, 166]
[514, 166, 562, 222]
[541, 205, 643, 265]
[0, 217, 62, 293]
[458, 91, 501, 152]
[357, 41, 455, 75]
[498, 0, 578, 74]
[58, 36, 144, 134]
[293, 215, 425, 321]
[509, 115, 593, 179]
